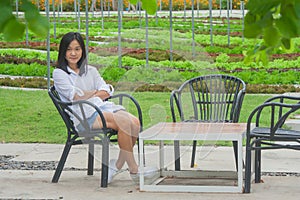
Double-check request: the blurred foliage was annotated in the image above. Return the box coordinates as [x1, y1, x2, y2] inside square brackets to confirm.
[0, 0, 49, 41]
[244, 0, 300, 65]
[32, 0, 247, 11]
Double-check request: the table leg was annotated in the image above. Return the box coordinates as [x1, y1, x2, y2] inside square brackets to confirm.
[238, 135, 243, 191]
[139, 138, 145, 189]
[159, 140, 164, 174]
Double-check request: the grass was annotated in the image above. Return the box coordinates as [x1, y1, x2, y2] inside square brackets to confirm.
[0, 88, 65, 143]
[0, 88, 275, 145]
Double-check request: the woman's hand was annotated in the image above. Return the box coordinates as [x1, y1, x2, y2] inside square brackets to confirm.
[94, 90, 110, 100]
[74, 90, 97, 100]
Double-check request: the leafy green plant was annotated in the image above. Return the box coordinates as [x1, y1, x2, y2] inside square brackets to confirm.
[120, 66, 184, 84]
[0, 0, 49, 41]
[101, 66, 127, 82]
[216, 53, 230, 63]
[1, 11, 300, 91]
[231, 70, 300, 85]
[0, 49, 57, 61]
[244, 0, 300, 64]
[0, 63, 53, 77]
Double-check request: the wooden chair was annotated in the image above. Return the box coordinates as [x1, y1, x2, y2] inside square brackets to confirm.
[170, 74, 246, 170]
[48, 86, 143, 187]
[244, 95, 300, 193]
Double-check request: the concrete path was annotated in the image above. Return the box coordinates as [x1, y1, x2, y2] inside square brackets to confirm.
[1, 143, 300, 200]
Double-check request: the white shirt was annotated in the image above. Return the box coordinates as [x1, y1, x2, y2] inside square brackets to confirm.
[53, 65, 121, 126]
[53, 65, 111, 102]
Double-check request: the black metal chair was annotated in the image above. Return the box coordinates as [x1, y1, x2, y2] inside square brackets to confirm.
[170, 74, 246, 170]
[244, 95, 300, 193]
[48, 86, 143, 188]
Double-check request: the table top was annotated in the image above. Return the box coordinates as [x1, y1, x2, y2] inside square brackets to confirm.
[139, 122, 247, 140]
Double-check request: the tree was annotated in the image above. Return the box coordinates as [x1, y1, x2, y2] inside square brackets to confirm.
[244, 0, 300, 64]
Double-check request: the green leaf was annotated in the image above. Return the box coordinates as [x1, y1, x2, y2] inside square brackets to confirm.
[276, 16, 298, 38]
[21, 0, 49, 37]
[27, 16, 49, 38]
[259, 50, 269, 66]
[244, 13, 263, 38]
[0, 0, 13, 32]
[281, 38, 291, 49]
[244, 23, 262, 38]
[257, 11, 274, 28]
[0, 0, 10, 6]
[129, 0, 139, 5]
[244, 12, 259, 24]
[243, 54, 254, 65]
[3, 17, 25, 41]
[247, 0, 281, 15]
[21, 0, 41, 21]
[263, 26, 280, 47]
[276, 3, 300, 38]
[141, 0, 157, 15]
[294, 0, 300, 18]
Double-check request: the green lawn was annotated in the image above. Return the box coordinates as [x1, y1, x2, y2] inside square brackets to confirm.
[0, 88, 273, 144]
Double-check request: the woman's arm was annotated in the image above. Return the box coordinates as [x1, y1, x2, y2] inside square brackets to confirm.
[53, 69, 99, 101]
[73, 90, 98, 100]
[94, 90, 110, 100]
[73, 89, 110, 101]
[90, 66, 113, 100]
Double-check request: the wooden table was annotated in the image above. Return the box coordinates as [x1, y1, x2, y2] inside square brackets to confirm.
[138, 122, 247, 193]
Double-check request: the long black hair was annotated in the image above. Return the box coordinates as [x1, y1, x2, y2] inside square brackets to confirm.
[56, 32, 87, 75]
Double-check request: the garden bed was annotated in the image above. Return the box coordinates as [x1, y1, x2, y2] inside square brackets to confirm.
[1, 14, 299, 93]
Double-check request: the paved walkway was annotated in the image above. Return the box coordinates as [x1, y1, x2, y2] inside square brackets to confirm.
[1, 143, 300, 200]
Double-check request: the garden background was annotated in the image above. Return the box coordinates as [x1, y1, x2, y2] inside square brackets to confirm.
[0, 0, 299, 143]
[32, 0, 248, 10]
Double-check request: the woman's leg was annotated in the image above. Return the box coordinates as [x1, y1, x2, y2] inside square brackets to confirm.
[92, 110, 140, 173]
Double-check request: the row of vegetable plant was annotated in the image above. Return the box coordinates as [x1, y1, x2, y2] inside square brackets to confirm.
[0, 13, 299, 93]
[0, 49, 299, 87]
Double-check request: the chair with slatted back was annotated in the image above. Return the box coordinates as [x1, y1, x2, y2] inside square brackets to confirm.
[170, 74, 246, 170]
[48, 86, 143, 187]
[244, 95, 300, 193]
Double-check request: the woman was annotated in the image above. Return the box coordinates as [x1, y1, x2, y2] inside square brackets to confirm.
[53, 32, 156, 184]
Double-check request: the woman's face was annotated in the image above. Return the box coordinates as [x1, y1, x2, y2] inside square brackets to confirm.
[65, 39, 82, 68]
